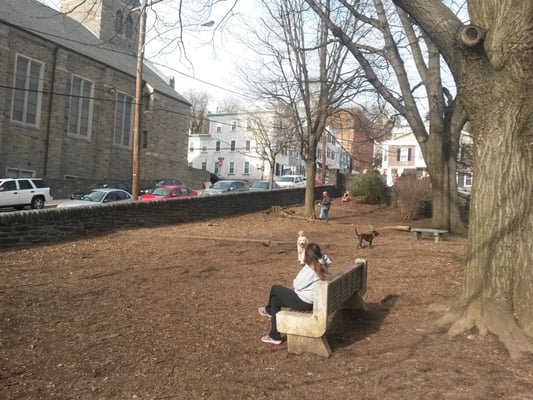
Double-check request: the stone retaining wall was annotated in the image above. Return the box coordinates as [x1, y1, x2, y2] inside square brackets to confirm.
[0, 186, 337, 248]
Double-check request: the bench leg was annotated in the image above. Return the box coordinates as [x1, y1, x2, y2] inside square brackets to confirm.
[434, 233, 440, 243]
[286, 334, 332, 358]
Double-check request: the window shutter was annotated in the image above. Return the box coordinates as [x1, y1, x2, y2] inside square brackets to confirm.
[408, 148, 412, 161]
[396, 149, 401, 161]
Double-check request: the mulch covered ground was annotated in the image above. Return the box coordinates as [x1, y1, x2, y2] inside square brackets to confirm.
[1, 200, 532, 399]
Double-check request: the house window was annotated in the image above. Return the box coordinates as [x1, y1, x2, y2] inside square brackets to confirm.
[231, 120, 237, 131]
[114, 92, 134, 148]
[245, 140, 251, 151]
[397, 148, 411, 162]
[12, 54, 43, 126]
[214, 162, 219, 174]
[68, 75, 94, 138]
[383, 149, 388, 162]
[202, 141, 207, 152]
[216, 123, 222, 133]
[244, 161, 250, 174]
[125, 15, 134, 38]
[189, 143, 194, 152]
[201, 161, 207, 170]
[230, 140, 236, 151]
[6, 168, 34, 178]
[229, 161, 235, 175]
[216, 140, 220, 151]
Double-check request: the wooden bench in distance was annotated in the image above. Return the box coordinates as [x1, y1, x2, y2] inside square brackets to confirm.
[411, 228, 449, 242]
[276, 258, 368, 358]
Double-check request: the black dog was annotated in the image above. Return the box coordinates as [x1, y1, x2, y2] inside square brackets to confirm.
[355, 227, 380, 248]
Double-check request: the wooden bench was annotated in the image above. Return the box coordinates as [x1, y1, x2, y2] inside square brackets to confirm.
[411, 228, 449, 242]
[276, 258, 368, 357]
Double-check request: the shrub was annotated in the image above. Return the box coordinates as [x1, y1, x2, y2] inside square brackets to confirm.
[394, 175, 432, 221]
[348, 173, 389, 204]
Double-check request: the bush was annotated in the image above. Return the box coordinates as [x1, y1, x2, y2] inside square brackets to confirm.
[348, 173, 389, 204]
[393, 175, 432, 221]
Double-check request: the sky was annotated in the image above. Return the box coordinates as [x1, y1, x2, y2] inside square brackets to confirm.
[40, 0, 260, 109]
[37, 0, 462, 117]
[143, 0, 260, 108]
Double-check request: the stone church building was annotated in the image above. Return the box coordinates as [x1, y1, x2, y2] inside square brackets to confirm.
[0, 0, 206, 197]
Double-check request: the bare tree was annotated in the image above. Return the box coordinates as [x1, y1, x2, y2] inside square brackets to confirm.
[305, 0, 468, 234]
[239, 0, 367, 218]
[216, 97, 243, 113]
[184, 88, 211, 134]
[382, 0, 533, 359]
[247, 108, 299, 186]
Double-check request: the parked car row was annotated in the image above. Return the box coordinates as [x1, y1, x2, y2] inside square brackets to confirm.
[0, 175, 308, 211]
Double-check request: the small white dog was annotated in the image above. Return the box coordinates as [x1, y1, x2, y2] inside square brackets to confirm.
[297, 230, 309, 265]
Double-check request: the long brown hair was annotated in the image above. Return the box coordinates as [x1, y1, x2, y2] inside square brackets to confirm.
[303, 243, 330, 280]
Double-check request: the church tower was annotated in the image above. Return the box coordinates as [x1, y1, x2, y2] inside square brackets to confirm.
[61, 0, 141, 53]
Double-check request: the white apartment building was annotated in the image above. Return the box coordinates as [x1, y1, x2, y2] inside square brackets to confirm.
[188, 111, 351, 184]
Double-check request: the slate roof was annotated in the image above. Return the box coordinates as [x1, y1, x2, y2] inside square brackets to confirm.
[0, 0, 191, 105]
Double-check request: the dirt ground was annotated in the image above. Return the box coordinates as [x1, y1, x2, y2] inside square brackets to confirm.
[1, 200, 532, 400]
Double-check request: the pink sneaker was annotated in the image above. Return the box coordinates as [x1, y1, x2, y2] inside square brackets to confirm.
[258, 307, 271, 318]
[261, 335, 282, 345]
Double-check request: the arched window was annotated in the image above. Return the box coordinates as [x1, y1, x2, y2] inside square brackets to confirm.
[125, 15, 134, 38]
[115, 10, 123, 34]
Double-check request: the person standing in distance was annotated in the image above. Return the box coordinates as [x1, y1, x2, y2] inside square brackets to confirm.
[319, 191, 331, 222]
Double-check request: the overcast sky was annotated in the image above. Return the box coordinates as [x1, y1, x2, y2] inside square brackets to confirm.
[39, 0, 259, 109]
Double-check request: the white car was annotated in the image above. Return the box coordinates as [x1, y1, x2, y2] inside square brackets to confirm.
[274, 175, 306, 188]
[57, 188, 132, 208]
[0, 178, 53, 210]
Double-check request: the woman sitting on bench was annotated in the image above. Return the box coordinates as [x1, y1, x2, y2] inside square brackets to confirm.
[258, 243, 332, 345]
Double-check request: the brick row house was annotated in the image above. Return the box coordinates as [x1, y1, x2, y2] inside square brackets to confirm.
[327, 108, 375, 174]
[0, 0, 199, 197]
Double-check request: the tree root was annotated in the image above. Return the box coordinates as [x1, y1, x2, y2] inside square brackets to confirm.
[428, 300, 533, 359]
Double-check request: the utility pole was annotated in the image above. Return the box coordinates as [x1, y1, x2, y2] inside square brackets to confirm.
[132, 0, 147, 201]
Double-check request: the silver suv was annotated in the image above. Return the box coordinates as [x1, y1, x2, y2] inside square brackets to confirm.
[0, 178, 53, 210]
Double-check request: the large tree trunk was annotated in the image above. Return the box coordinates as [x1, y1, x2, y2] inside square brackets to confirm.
[391, 0, 533, 358]
[445, 93, 533, 358]
[424, 126, 467, 234]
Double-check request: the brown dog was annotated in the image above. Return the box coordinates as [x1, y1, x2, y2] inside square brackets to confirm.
[355, 227, 379, 248]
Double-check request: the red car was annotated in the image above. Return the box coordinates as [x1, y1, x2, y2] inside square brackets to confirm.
[139, 185, 198, 201]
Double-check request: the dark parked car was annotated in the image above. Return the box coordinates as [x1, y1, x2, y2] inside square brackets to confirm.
[200, 180, 249, 196]
[139, 178, 184, 195]
[71, 182, 131, 200]
[249, 181, 281, 191]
